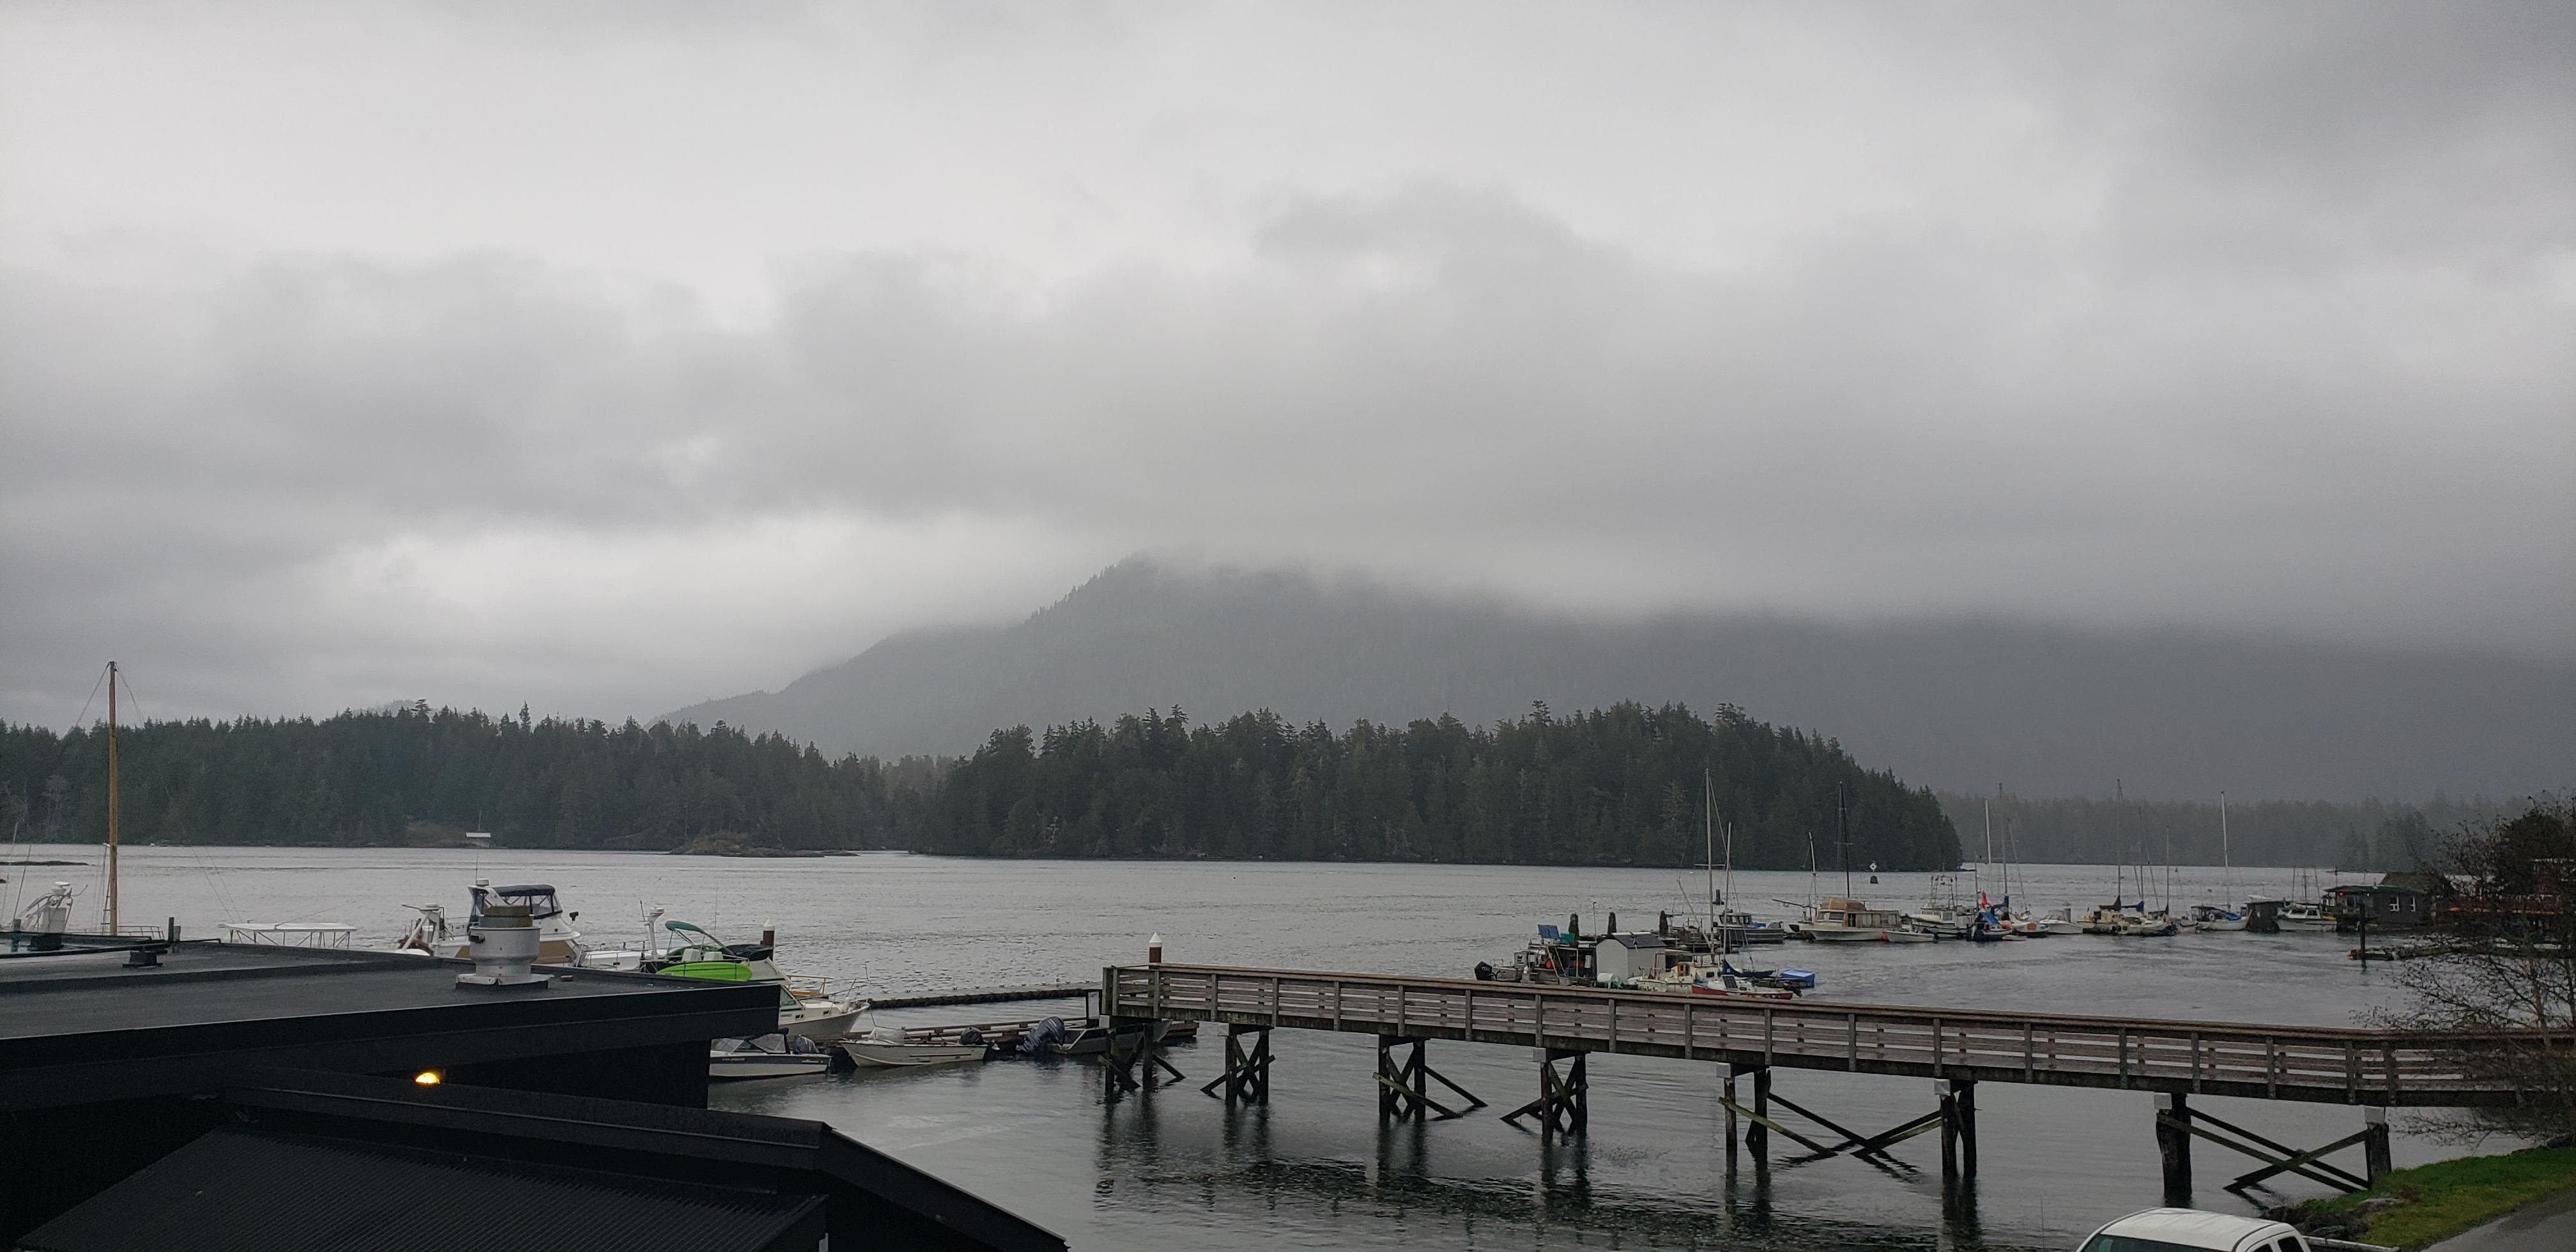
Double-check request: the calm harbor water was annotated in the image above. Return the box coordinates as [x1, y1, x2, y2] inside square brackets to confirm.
[11, 845, 2450, 1251]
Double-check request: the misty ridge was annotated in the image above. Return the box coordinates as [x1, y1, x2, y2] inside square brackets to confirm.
[668, 559, 2575, 806]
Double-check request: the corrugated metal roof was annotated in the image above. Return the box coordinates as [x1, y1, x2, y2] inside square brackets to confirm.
[22, 1128, 824, 1252]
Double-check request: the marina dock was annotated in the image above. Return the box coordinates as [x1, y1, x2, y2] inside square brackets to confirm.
[1102, 962, 2529, 1200]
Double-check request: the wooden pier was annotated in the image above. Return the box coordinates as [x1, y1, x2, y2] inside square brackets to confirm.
[1101, 963, 2533, 1200]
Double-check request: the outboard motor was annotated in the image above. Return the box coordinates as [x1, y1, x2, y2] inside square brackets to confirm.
[1473, 961, 1497, 982]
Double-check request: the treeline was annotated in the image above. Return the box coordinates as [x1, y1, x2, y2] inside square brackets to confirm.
[0, 701, 1963, 869]
[914, 702, 1959, 869]
[1935, 791, 2517, 873]
[0, 704, 927, 850]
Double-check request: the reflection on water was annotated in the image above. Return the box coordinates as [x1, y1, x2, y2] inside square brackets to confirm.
[52, 845, 2469, 1250]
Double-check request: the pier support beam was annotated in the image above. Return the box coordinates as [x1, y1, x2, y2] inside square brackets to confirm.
[1939, 1078, 1978, 1179]
[2156, 1093, 2193, 1203]
[2157, 1094, 2380, 1197]
[1375, 1036, 1483, 1121]
[1716, 1073, 1949, 1173]
[1503, 1049, 1588, 1136]
[1104, 1017, 1184, 1099]
[1746, 1065, 1770, 1162]
[1201, 1025, 1272, 1106]
[1722, 1071, 1739, 1169]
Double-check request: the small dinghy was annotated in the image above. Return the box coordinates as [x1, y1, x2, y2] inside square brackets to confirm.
[838, 1024, 990, 1068]
[710, 1033, 830, 1081]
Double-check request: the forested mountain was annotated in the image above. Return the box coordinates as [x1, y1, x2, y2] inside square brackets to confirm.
[0, 705, 923, 851]
[0, 700, 1961, 869]
[665, 560, 2576, 802]
[915, 702, 1958, 869]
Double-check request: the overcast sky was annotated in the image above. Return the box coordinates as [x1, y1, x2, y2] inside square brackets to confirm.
[3, 1, 2569, 727]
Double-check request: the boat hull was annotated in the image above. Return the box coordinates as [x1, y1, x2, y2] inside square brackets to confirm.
[783, 1004, 863, 1040]
[709, 1053, 830, 1081]
[839, 1040, 988, 1068]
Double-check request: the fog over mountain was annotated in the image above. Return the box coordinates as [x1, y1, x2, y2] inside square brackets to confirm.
[667, 561, 2573, 803]
[3, 5, 2570, 728]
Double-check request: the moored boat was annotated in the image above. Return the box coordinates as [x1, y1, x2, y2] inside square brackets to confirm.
[709, 1034, 831, 1081]
[839, 1025, 990, 1068]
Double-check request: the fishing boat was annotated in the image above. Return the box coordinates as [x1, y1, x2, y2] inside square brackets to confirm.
[1689, 968, 1799, 1000]
[709, 1034, 831, 1081]
[839, 1025, 990, 1068]
[650, 920, 867, 1039]
[1812, 898, 1934, 942]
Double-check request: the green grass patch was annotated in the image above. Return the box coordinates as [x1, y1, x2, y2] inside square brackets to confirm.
[2312, 1145, 2576, 1248]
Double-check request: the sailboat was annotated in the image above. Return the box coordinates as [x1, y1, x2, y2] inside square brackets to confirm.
[1705, 772, 1786, 944]
[2194, 792, 2248, 932]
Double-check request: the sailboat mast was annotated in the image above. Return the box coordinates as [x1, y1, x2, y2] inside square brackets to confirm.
[2220, 790, 2233, 905]
[106, 659, 119, 936]
[1705, 769, 1717, 920]
[1982, 792, 1994, 899]
[1837, 784, 1851, 898]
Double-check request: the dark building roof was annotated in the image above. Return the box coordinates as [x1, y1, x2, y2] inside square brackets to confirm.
[0, 939, 779, 1110]
[222, 1069, 1064, 1252]
[21, 1127, 828, 1252]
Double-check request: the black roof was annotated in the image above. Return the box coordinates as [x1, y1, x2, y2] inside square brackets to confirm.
[21, 1127, 827, 1252]
[225, 1069, 1066, 1252]
[484, 883, 556, 895]
[0, 941, 778, 1110]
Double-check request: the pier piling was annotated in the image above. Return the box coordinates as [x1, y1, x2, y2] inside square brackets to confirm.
[1503, 1049, 1589, 1136]
[2156, 1092, 2193, 1203]
[1202, 1025, 1273, 1106]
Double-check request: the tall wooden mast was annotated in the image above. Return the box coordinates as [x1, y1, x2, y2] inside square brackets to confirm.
[106, 659, 119, 935]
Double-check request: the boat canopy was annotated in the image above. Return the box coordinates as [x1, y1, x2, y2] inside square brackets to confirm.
[471, 884, 562, 920]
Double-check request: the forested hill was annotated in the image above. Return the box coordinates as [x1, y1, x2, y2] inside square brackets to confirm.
[0, 706, 925, 851]
[914, 703, 1958, 869]
[0, 701, 1963, 870]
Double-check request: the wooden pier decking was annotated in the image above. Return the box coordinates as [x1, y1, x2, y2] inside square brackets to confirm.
[1103, 963, 2523, 1108]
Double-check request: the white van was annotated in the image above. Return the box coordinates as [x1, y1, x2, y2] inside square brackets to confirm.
[2078, 1209, 2311, 1252]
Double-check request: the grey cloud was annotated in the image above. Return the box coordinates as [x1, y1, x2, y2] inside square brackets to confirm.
[0, 3, 2568, 727]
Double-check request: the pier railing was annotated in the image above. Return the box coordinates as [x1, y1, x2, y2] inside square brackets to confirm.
[1106, 963, 2526, 1107]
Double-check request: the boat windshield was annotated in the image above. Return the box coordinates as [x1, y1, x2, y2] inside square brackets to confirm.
[471, 885, 562, 920]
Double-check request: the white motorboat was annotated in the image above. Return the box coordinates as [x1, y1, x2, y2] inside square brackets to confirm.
[710, 1034, 831, 1081]
[839, 1025, 991, 1068]
[2275, 901, 2335, 932]
[392, 883, 644, 970]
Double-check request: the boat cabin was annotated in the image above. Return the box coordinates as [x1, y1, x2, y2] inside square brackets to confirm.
[1594, 933, 1669, 982]
[1816, 898, 1910, 929]
[471, 883, 567, 922]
